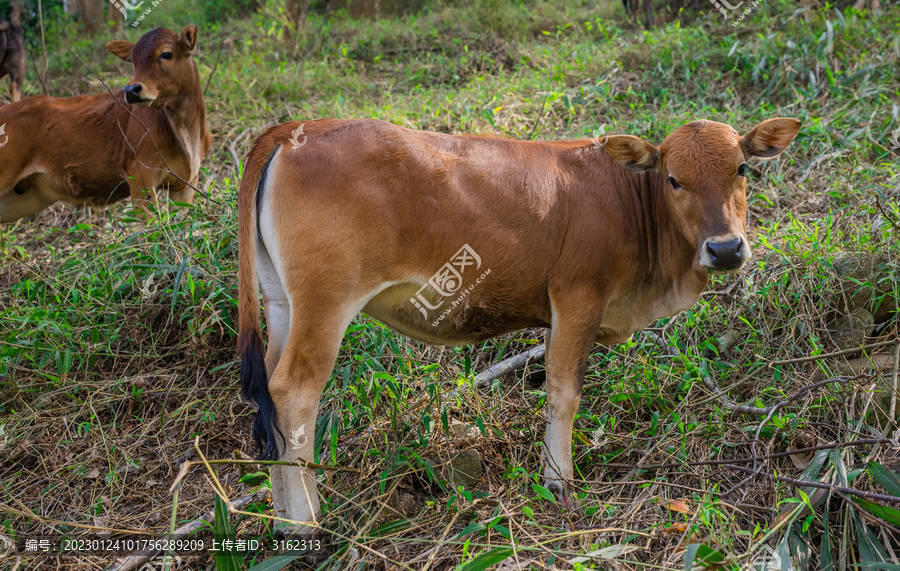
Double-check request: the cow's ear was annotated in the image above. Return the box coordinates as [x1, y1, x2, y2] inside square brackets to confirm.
[106, 40, 134, 62]
[741, 118, 801, 159]
[603, 135, 661, 172]
[181, 24, 198, 54]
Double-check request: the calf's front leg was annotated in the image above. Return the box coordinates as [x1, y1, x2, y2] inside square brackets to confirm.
[542, 289, 604, 508]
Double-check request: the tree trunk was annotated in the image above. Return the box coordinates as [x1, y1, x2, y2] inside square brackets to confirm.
[109, 0, 124, 32]
[10, 0, 23, 25]
[285, 0, 308, 37]
[68, 0, 105, 35]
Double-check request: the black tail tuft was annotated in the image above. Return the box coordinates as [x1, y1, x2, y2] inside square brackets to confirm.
[239, 332, 284, 460]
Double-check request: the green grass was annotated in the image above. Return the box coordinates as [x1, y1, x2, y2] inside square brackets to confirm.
[1, 0, 900, 569]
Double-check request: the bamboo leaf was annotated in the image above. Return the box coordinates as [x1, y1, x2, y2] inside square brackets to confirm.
[850, 497, 900, 527]
[458, 547, 514, 571]
[170, 255, 190, 316]
[214, 493, 242, 571]
[456, 522, 487, 539]
[368, 519, 411, 538]
[246, 551, 305, 571]
[828, 448, 848, 488]
[851, 509, 889, 565]
[682, 544, 726, 570]
[531, 483, 557, 505]
[820, 498, 834, 571]
[776, 532, 793, 571]
[867, 462, 900, 496]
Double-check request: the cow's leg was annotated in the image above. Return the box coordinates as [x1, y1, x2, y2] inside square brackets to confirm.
[258, 247, 292, 522]
[168, 186, 195, 205]
[168, 174, 198, 207]
[11, 75, 22, 103]
[542, 290, 603, 508]
[266, 293, 359, 536]
[126, 172, 157, 219]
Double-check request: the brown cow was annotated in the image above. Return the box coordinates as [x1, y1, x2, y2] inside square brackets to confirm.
[0, 25, 210, 223]
[237, 117, 801, 532]
[0, 12, 25, 103]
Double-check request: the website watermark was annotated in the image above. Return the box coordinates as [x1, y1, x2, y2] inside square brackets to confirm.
[0, 123, 8, 148]
[730, 0, 763, 26]
[708, 0, 744, 21]
[890, 125, 900, 150]
[408, 244, 491, 327]
[289, 424, 307, 450]
[289, 124, 307, 149]
[739, 544, 783, 571]
[12, 534, 320, 558]
[109, 0, 143, 21]
[590, 124, 607, 149]
[130, 0, 163, 27]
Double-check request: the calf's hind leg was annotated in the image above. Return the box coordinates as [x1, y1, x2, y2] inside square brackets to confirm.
[258, 248, 292, 523]
[265, 297, 361, 535]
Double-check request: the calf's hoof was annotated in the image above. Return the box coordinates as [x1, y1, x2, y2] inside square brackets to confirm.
[545, 479, 575, 511]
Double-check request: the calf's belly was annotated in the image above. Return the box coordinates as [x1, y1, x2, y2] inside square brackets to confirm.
[363, 282, 547, 347]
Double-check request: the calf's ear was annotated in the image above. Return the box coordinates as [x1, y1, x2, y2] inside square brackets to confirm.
[106, 40, 134, 62]
[741, 118, 802, 159]
[181, 24, 198, 54]
[603, 134, 661, 172]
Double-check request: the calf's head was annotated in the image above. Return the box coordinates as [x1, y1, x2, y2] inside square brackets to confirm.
[106, 25, 199, 108]
[604, 118, 801, 272]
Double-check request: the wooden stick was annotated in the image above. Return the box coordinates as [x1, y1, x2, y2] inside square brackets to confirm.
[471, 344, 546, 388]
[766, 339, 897, 366]
[723, 463, 900, 504]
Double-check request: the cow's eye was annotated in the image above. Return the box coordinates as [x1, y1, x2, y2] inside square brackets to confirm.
[159, 52, 174, 60]
[668, 176, 681, 189]
[737, 163, 747, 177]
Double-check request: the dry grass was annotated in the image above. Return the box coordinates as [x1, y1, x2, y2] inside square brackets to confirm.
[2, 0, 900, 569]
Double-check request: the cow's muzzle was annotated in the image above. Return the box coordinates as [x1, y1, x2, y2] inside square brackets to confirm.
[699, 234, 750, 271]
[123, 83, 155, 106]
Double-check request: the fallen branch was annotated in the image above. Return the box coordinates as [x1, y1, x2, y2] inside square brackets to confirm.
[644, 331, 678, 360]
[766, 339, 898, 366]
[471, 344, 546, 388]
[596, 437, 892, 471]
[749, 374, 870, 472]
[107, 491, 266, 571]
[716, 374, 869, 499]
[722, 463, 900, 505]
[833, 488, 900, 535]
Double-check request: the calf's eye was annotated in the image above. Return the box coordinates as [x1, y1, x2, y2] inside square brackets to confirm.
[737, 163, 747, 177]
[668, 176, 681, 189]
[159, 52, 174, 60]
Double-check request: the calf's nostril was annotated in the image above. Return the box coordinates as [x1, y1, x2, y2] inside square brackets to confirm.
[706, 238, 743, 266]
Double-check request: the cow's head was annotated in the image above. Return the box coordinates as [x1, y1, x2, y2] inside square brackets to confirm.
[106, 25, 199, 108]
[603, 118, 801, 272]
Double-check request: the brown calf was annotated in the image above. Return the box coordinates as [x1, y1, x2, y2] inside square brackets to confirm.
[0, 10, 25, 103]
[0, 25, 210, 223]
[237, 117, 801, 531]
